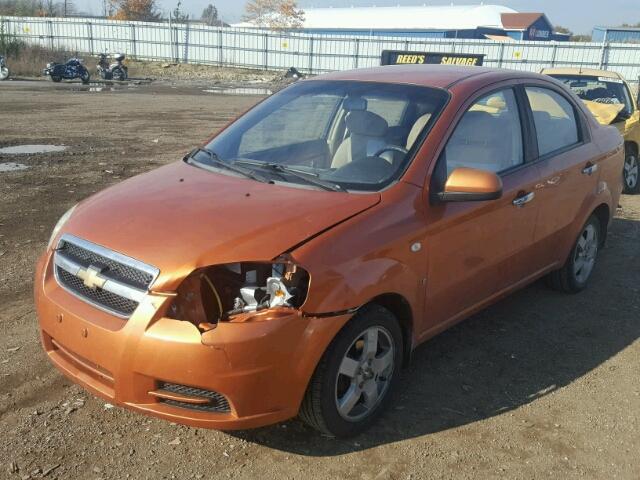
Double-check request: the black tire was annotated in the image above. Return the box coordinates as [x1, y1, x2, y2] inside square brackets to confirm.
[112, 67, 126, 81]
[51, 75, 62, 83]
[0, 66, 9, 80]
[547, 215, 601, 293]
[299, 304, 403, 437]
[623, 144, 639, 194]
[81, 71, 90, 85]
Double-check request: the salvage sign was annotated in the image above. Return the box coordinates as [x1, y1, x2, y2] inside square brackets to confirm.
[381, 50, 484, 67]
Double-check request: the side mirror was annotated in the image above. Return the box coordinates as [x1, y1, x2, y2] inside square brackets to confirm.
[436, 167, 503, 202]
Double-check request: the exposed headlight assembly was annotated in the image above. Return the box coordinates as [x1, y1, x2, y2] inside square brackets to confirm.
[48, 204, 77, 249]
[168, 260, 309, 330]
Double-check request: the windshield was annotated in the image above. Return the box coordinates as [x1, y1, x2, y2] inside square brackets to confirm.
[192, 80, 448, 192]
[549, 74, 633, 115]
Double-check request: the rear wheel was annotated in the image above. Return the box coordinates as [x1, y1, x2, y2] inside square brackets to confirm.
[547, 215, 601, 293]
[299, 304, 403, 437]
[623, 144, 639, 194]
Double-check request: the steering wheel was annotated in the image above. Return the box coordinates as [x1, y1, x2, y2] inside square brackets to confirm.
[373, 145, 409, 157]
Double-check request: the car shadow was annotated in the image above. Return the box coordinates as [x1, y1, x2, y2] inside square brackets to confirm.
[228, 216, 640, 456]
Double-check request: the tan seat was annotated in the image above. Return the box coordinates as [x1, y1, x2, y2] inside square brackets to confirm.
[331, 111, 389, 169]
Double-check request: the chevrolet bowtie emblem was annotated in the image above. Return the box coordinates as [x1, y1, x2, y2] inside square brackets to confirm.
[77, 265, 107, 290]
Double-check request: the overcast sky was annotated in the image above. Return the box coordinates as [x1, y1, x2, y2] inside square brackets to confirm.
[74, 1, 637, 35]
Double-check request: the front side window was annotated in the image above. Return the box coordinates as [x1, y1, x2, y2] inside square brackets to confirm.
[443, 88, 524, 175]
[526, 87, 580, 156]
[190, 80, 449, 192]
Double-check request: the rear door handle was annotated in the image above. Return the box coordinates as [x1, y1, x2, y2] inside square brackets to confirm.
[512, 192, 535, 208]
[582, 163, 599, 175]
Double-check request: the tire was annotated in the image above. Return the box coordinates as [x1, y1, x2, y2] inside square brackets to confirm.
[623, 144, 639, 194]
[112, 67, 125, 81]
[299, 304, 403, 437]
[0, 66, 9, 80]
[547, 215, 601, 293]
[51, 75, 62, 83]
[80, 71, 90, 84]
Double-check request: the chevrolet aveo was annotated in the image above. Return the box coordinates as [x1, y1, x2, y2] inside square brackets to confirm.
[35, 65, 624, 437]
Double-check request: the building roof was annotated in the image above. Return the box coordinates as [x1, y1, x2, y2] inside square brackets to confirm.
[500, 13, 545, 30]
[234, 4, 517, 30]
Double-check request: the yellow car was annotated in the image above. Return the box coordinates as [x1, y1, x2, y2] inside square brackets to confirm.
[542, 68, 639, 194]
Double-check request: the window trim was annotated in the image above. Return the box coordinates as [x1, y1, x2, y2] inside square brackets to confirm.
[521, 83, 589, 162]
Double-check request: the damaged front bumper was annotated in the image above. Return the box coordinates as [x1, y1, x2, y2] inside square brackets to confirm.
[34, 252, 353, 430]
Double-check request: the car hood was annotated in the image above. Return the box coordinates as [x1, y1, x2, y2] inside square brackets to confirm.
[583, 100, 625, 126]
[62, 161, 380, 291]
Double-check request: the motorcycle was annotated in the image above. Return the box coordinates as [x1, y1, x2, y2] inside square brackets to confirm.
[97, 52, 128, 81]
[0, 55, 9, 81]
[43, 57, 90, 84]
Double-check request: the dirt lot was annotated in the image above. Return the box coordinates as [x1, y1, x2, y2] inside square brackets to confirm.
[0, 78, 638, 480]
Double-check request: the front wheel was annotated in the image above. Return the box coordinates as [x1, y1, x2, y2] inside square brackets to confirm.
[80, 70, 90, 84]
[547, 215, 601, 293]
[299, 304, 403, 437]
[0, 66, 9, 80]
[623, 145, 639, 194]
[50, 75, 62, 83]
[112, 67, 126, 81]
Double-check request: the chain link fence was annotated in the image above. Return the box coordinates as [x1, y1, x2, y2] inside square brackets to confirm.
[2, 16, 640, 84]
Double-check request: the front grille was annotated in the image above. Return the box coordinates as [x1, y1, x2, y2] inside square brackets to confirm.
[57, 268, 139, 316]
[61, 241, 153, 290]
[158, 382, 231, 413]
[53, 234, 159, 319]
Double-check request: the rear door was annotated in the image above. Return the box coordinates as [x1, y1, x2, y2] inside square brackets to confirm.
[421, 86, 542, 336]
[523, 85, 602, 268]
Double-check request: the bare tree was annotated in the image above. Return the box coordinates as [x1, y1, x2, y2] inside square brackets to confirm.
[108, 0, 160, 21]
[243, 0, 304, 30]
[201, 3, 222, 26]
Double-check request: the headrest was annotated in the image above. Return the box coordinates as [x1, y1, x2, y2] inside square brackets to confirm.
[345, 111, 388, 137]
[406, 113, 432, 149]
[485, 96, 506, 110]
[343, 97, 368, 111]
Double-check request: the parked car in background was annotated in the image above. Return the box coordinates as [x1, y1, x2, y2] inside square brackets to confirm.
[36, 65, 624, 437]
[43, 57, 90, 84]
[542, 68, 640, 194]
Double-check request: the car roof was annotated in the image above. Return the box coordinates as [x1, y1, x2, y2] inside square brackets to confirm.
[308, 65, 548, 89]
[541, 67, 624, 80]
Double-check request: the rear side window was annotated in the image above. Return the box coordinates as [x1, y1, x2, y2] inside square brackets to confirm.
[526, 87, 579, 156]
[444, 88, 524, 174]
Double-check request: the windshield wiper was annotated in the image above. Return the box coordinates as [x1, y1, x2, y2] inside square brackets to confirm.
[234, 159, 345, 192]
[185, 148, 272, 184]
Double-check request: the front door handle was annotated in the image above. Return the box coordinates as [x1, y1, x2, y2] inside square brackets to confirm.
[512, 192, 535, 208]
[582, 162, 599, 176]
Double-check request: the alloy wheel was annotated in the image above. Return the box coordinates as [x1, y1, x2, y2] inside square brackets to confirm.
[334, 326, 395, 422]
[573, 223, 598, 284]
[624, 153, 638, 190]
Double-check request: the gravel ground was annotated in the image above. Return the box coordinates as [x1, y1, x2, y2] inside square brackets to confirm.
[0, 79, 638, 480]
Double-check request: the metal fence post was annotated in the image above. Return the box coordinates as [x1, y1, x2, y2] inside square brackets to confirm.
[263, 32, 268, 70]
[497, 42, 505, 68]
[130, 23, 137, 59]
[86, 21, 94, 55]
[308, 36, 314, 74]
[550, 43, 558, 67]
[47, 20, 54, 50]
[599, 42, 609, 69]
[217, 29, 223, 65]
[354, 38, 360, 69]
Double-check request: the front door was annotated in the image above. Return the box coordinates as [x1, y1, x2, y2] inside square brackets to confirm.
[420, 87, 541, 339]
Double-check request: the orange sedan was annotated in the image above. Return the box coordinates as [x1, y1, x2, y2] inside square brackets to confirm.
[35, 65, 624, 437]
